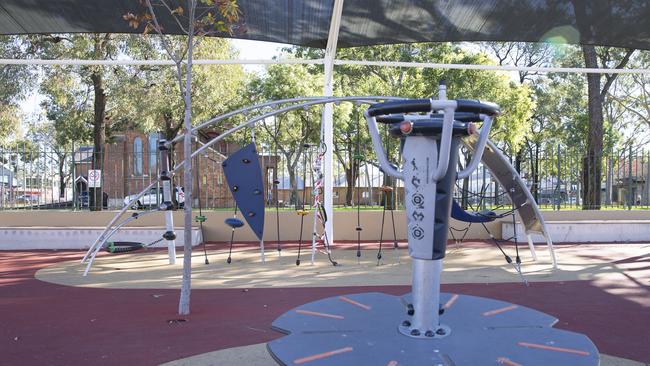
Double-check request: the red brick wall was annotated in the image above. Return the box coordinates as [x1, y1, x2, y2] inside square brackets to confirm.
[75, 131, 279, 208]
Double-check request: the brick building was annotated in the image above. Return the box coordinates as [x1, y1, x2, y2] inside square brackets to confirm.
[74, 128, 277, 209]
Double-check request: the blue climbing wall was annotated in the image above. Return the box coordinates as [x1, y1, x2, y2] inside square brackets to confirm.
[222, 143, 265, 241]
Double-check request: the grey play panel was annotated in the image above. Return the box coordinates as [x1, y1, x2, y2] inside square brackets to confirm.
[268, 292, 599, 365]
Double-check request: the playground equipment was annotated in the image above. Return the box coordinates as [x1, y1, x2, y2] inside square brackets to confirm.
[222, 142, 266, 263]
[81, 97, 405, 274]
[376, 185, 399, 265]
[464, 135, 558, 267]
[225, 216, 244, 264]
[267, 87, 598, 365]
[81, 94, 555, 274]
[450, 199, 528, 283]
[104, 237, 165, 254]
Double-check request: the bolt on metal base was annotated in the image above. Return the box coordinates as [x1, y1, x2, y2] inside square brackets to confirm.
[398, 320, 451, 339]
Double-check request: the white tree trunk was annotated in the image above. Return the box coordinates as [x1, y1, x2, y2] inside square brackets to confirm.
[178, 0, 197, 316]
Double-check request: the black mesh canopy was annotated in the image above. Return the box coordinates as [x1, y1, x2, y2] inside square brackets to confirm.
[1, 1, 649, 49]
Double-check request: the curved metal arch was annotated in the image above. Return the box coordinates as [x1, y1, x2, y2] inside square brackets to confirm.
[82, 96, 403, 274]
[170, 96, 381, 146]
[463, 136, 557, 267]
[82, 180, 158, 264]
[173, 96, 403, 171]
[81, 206, 163, 275]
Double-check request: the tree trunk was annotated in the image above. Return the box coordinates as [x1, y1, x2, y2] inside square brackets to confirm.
[532, 143, 540, 203]
[346, 160, 360, 207]
[382, 174, 395, 210]
[461, 176, 469, 210]
[514, 147, 524, 174]
[345, 167, 354, 207]
[288, 167, 300, 209]
[582, 45, 603, 210]
[178, 2, 197, 317]
[458, 153, 470, 209]
[90, 70, 106, 211]
[58, 156, 66, 198]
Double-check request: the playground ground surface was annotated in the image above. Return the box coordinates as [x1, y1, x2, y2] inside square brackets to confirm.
[1, 241, 649, 366]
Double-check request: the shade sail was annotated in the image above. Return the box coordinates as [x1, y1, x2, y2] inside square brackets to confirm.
[1, 1, 649, 49]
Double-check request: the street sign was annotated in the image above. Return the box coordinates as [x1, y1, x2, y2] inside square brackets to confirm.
[88, 170, 101, 188]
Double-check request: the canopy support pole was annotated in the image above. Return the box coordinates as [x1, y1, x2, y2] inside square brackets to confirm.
[322, 0, 344, 246]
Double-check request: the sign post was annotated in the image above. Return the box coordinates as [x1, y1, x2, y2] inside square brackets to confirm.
[88, 170, 101, 188]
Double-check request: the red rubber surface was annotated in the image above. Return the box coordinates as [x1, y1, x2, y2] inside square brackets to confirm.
[1, 248, 648, 366]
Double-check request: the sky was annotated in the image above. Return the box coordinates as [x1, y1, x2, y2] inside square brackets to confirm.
[232, 39, 287, 71]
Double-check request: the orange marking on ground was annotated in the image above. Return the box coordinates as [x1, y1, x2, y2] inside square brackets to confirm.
[483, 304, 518, 316]
[517, 342, 590, 356]
[387, 361, 398, 366]
[339, 296, 371, 310]
[444, 294, 459, 309]
[293, 346, 353, 364]
[497, 356, 523, 366]
[295, 309, 344, 320]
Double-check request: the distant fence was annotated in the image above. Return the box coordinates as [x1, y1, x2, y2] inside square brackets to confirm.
[1, 142, 648, 211]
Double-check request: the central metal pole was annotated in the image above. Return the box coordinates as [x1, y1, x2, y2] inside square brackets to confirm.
[411, 258, 443, 332]
[398, 134, 450, 338]
[322, 0, 344, 245]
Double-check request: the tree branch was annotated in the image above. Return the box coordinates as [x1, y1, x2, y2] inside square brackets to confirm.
[600, 48, 635, 98]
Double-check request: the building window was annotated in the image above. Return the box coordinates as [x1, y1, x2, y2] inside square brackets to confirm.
[148, 134, 160, 174]
[133, 137, 143, 176]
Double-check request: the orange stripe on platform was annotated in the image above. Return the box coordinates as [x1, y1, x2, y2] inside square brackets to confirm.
[517, 342, 590, 356]
[295, 309, 344, 320]
[386, 361, 398, 366]
[293, 346, 353, 364]
[339, 296, 371, 310]
[497, 356, 523, 366]
[483, 304, 518, 316]
[444, 294, 459, 309]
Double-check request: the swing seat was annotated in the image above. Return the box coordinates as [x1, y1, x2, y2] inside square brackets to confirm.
[195, 215, 207, 223]
[105, 241, 145, 254]
[296, 209, 310, 216]
[225, 217, 244, 229]
[450, 200, 498, 223]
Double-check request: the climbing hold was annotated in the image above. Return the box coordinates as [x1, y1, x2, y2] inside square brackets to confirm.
[253, 189, 261, 195]
[242, 158, 251, 164]
[232, 185, 239, 192]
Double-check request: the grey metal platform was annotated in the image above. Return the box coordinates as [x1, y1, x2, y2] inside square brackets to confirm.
[268, 292, 599, 366]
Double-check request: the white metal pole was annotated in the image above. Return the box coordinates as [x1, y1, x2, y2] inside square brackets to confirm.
[322, 0, 345, 246]
[526, 234, 538, 261]
[545, 233, 558, 269]
[3, 57, 650, 75]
